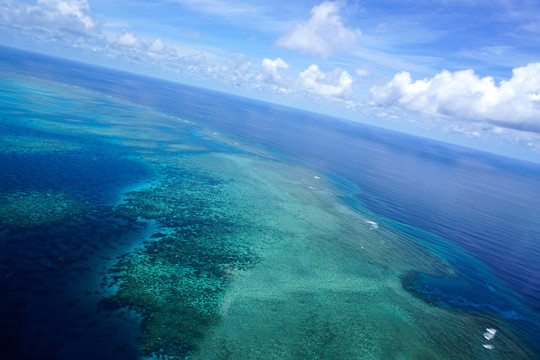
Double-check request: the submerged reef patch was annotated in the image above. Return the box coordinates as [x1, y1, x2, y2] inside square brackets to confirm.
[0, 191, 88, 228]
[0, 136, 80, 153]
[107, 157, 259, 359]
[108, 232, 257, 358]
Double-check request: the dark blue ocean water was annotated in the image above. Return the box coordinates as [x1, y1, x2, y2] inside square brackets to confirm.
[1, 46, 540, 358]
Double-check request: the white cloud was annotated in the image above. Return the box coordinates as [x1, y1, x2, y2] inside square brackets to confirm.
[147, 38, 179, 61]
[176, 52, 210, 75]
[261, 57, 289, 81]
[370, 63, 540, 132]
[0, 0, 102, 48]
[276, 1, 361, 58]
[43, 0, 95, 29]
[356, 68, 369, 77]
[216, 54, 253, 86]
[116, 31, 141, 47]
[1, 0, 96, 33]
[173, 52, 255, 87]
[149, 38, 165, 53]
[298, 64, 352, 98]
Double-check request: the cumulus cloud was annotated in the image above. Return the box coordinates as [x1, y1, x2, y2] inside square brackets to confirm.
[173, 52, 254, 88]
[261, 57, 289, 81]
[298, 64, 352, 98]
[0, 0, 97, 36]
[215, 54, 253, 86]
[0, 0, 105, 52]
[146, 39, 180, 61]
[276, 1, 361, 58]
[115, 31, 142, 47]
[44, 0, 95, 29]
[0, 0, 188, 66]
[149, 38, 165, 53]
[370, 63, 540, 132]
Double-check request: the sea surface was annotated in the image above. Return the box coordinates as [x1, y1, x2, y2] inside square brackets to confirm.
[0, 46, 539, 359]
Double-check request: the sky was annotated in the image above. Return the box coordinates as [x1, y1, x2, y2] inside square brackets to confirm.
[1, 0, 540, 161]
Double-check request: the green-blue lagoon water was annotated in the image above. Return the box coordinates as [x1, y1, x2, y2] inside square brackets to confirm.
[1, 47, 539, 359]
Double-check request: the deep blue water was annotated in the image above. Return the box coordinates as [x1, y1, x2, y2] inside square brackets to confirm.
[1, 46, 540, 357]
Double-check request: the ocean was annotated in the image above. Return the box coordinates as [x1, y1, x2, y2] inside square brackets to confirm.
[1, 46, 539, 359]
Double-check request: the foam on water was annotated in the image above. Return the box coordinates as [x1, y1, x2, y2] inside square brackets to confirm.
[484, 328, 497, 340]
[366, 220, 379, 230]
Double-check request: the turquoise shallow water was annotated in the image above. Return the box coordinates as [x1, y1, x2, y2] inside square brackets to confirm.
[1, 47, 540, 359]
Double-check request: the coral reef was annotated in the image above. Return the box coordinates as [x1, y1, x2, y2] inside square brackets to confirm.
[108, 158, 258, 359]
[0, 191, 88, 228]
[109, 232, 256, 358]
[0, 136, 80, 153]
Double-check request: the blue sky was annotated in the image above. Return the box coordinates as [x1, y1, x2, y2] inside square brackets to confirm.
[1, 0, 540, 160]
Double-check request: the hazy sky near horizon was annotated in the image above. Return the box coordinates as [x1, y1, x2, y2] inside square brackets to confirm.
[1, 0, 540, 159]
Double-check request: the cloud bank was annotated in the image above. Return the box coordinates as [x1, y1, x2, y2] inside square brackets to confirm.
[276, 1, 361, 58]
[370, 63, 540, 132]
